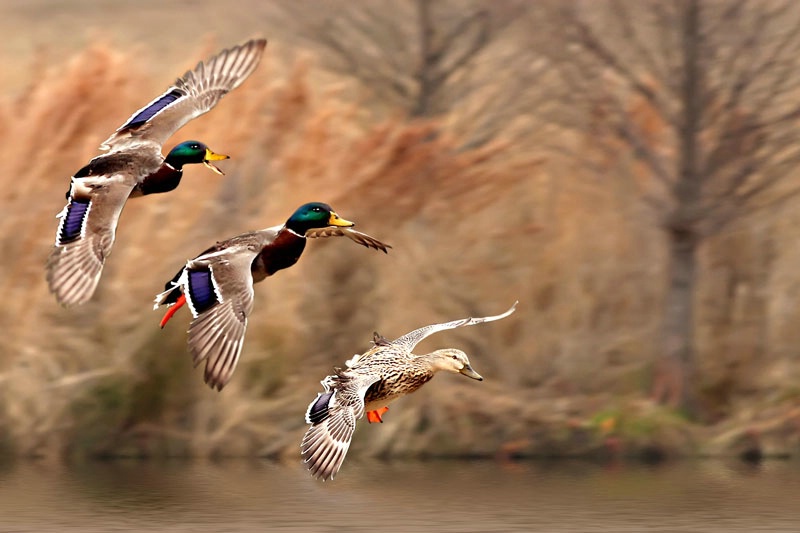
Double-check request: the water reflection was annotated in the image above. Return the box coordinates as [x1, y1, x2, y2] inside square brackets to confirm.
[0, 459, 798, 532]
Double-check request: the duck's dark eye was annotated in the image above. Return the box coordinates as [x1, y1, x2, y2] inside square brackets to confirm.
[311, 206, 322, 212]
[452, 355, 458, 360]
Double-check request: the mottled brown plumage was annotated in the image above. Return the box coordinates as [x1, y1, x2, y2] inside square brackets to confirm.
[302, 302, 517, 480]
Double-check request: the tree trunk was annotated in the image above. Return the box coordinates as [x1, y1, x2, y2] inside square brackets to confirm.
[413, 0, 436, 117]
[652, 229, 697, 412]
[652, 0, 703, 415]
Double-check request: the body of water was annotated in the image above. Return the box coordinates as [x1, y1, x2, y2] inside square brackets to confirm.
[0, 459, 798, 532]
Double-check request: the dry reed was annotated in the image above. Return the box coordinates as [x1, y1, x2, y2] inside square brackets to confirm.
[1, 40, 798, 461]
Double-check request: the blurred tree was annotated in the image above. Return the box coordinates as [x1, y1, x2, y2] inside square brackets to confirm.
[535, 0, 800, 415]
[268, 0, 540, 147]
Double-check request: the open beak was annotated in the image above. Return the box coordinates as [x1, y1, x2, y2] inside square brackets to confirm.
[328, 211, 355, 227]
[459, 363, 483, 381]
[203, 148, 229, 176]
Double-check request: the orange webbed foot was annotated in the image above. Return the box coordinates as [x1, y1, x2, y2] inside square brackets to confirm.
[366, 406, 389, 423]
[160, 294, 186, 328]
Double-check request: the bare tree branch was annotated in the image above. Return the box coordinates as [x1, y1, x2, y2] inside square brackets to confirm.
[704, 0, 747, 35]
[705, 2, 800, 136]
[268, 0, 537, 145]
[557, 3, 679, 130]
[612, 0, 671, 91]
[432, 10, 490, 89]
[608, 93, 675, 188]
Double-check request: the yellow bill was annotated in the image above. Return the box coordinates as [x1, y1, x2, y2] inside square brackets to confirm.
[328, 212, 355, 227]
[203, 148, 230, 175]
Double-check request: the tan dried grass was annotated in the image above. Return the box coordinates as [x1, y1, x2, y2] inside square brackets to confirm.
[0, 39, 704, 459]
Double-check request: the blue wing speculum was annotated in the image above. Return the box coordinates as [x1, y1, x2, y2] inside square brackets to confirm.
[185, 267, 219, 316]
[56, 198, 91, 245]
[119, 88, 185, 130]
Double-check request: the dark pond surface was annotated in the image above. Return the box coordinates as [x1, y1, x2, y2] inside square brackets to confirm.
[0, 458, 798, 532]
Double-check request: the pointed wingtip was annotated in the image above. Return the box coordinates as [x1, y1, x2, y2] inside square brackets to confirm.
[497, 301, 518, 320]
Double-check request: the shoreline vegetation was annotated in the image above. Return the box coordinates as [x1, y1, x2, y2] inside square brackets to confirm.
[2, 29, 799, 464]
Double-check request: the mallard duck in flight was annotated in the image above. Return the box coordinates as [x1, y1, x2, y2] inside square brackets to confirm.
[47, 38, 267, 307]
[302, 301, 517, 480]
[155, 202, 390, 391]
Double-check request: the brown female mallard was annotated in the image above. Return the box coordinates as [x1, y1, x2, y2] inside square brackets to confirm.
[301, 301, 517, 480]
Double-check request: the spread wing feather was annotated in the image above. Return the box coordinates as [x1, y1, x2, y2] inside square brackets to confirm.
[390, 301, 518, 352]
[182, 245, 259, 391]
[46, 175, 136, 307]
[305, 227, 391, 253]
[301, 373, 380, 480]
[101, 39, 267, 152]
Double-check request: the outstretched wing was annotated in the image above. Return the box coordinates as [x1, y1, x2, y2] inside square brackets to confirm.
[301, 372, 381, 480]
[101, 38, 267, 152]
[391, 301, 518, 352]
[305, 226, 391, 253]
[46, 174, 136, 306]
[178, 245, 260, 391]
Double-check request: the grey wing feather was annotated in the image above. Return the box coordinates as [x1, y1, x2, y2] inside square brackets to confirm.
[101, 39, 267, 152]
[301, 373, 380, 480]
[46, 175, 136, 306]
[391, 301, 518, 351]
[305, 227, 391, 253]
[184, 246, 259, 391]
[188, 299, 247, 391]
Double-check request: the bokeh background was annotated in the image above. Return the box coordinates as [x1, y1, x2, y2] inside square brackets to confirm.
[1, 0, 799, 464]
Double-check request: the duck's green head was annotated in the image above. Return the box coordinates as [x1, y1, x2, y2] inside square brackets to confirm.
[165, 141, 229, 174]
[286, 202, 354, 235]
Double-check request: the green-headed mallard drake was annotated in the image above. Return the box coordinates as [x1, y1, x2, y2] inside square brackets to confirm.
[155, 202, 390, 391]
[301, 301, 517, 480]
[46, 38, 268, 307]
